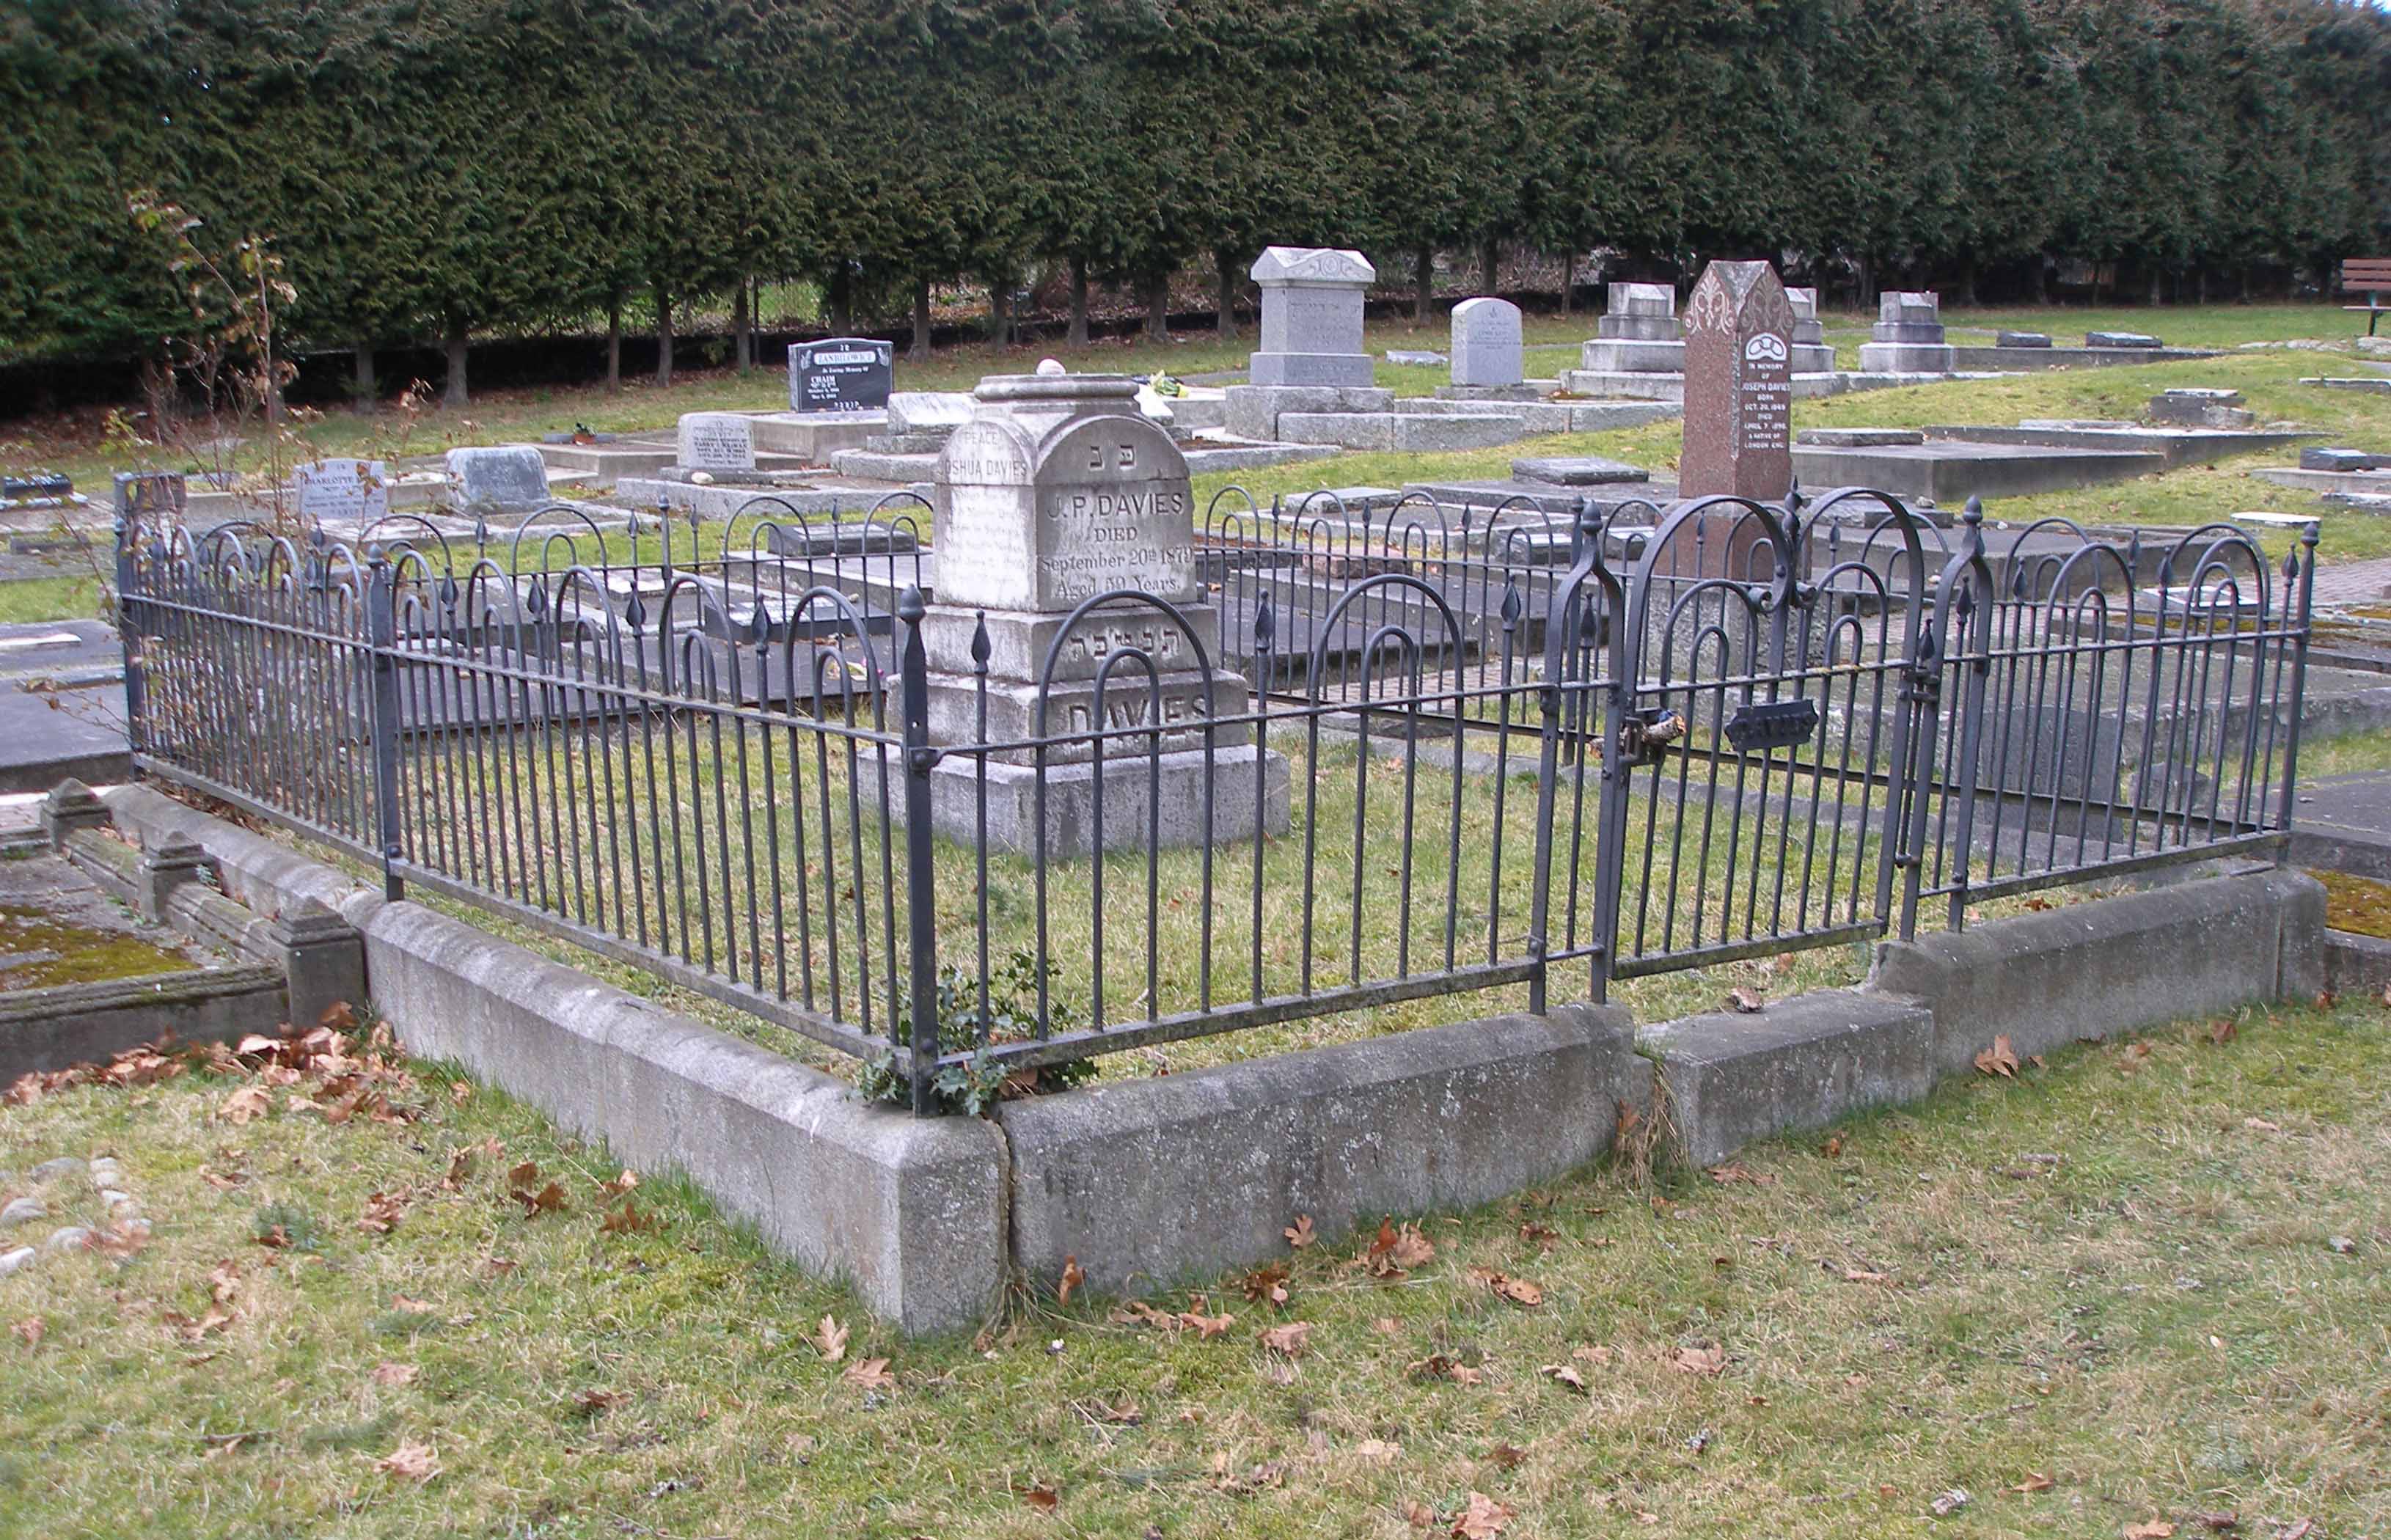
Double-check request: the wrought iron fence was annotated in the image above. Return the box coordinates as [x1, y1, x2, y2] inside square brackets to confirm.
[114, 488, 2316, 1112]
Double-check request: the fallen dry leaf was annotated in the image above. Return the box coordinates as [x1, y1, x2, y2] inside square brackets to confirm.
[218, 1085, 273, 1125]
[570, 1388, 626, 1415]
[1284, 1214, 1316, 1249]
[1670, 1342, 1727, 1376]
[1708, 1161, 1776, 1187]
[374, 1440, 439, 1481]
[595, 1168, 637, 1198]
[1974, 1035, 2021, 1077]
[813, 1315, 849, 1363]
[1539, 1362, 1587, 1393]
[370, 1360, 418, 1387]
[1354, 1437, 1400, 1462]
[2243, 1117, 2282, 1134]
[1572, 1343, 1614, 1367]
[514, 1180, 567, 1219]
[842, 1357, 895, 1392]
[1842, 1269, 1895, 1286]
[1058, 1255, 1086, 1307]
[1017, 1481, 1059, 1511]
[598, 1200, 656, 1235]
[357, 1191, 406, 1236]
[1260, 1321, 1311, 1357]
[1466, 1267, 1543, 1308]
[1404, 1497, 1438, 1528]
[1820, 1131, 1845, 1157]
[2015, 1472, 2054, 1494]
[1451, 1490, 1515, 1539]
[2208, 1019, 2238, 1046]
[1726, 986, 1765, 1014]
[1410, 1353, 1484, 1385]
[2123, 1521, 2175, 1540]
[12, 1317, 43, 1349]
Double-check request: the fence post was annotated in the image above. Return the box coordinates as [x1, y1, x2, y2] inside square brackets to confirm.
[897, 587, 941, 1115]
[114, 517, 147, 763]
[2274, 522, 2321, 835]
[364, 549, 406, 902]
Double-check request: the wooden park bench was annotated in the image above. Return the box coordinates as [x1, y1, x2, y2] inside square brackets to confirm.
[2343, 257, 2391, 336]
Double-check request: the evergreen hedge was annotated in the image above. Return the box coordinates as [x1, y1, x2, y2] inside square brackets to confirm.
[2, 0, 2384, 372]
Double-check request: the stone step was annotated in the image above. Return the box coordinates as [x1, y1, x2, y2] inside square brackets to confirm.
[1275, 411, 1526, 453]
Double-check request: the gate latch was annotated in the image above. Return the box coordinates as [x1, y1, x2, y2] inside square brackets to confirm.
[1618, 708, 1685, 768]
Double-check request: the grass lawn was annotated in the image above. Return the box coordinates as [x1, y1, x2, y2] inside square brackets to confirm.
[2, 989, 2385, 1537]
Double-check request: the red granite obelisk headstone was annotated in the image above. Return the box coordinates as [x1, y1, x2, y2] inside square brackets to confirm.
[1673, 260, 1795, 576]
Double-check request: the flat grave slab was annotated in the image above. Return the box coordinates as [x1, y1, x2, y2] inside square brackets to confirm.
[1920, 422, 2315, 469]
[1791, 438, 2167, 503]
[2290, 771, 2391, 881]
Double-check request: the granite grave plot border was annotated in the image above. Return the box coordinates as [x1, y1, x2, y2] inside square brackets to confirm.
[90, 781, 2321, 1332]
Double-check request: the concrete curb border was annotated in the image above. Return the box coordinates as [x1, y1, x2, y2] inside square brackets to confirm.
[95, 782, 2324, 1333]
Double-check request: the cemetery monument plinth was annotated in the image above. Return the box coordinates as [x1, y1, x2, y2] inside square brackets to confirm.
[1857, 292, 1956, 373]
[917, 373, 1289, 857]
[1579, 283, 1684, 373]
[1784, 287, 1837, 373]
[1223, 246, 1394, 440]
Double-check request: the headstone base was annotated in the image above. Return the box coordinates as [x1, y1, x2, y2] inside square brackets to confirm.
[923, 672, 1252, 765]
[1578, 338, 1685, 373]
[916, 746, 1292, 859]
[750, 411, 887, 461]
[1222, 385, 1396, 442]
[1248, 352, 1377, 387]
[1791, 343, 1837, 373]
[1856, 342, 1957, 373]
[1434, 383, 1544, 402]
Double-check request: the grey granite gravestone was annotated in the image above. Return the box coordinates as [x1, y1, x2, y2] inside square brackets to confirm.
[2148, 389, 2252, 428]
[1678, 260, 1795, 505]
[1857, 291, 1955, 373]
[676, 412, 756, 472]
[290, 458, 391, 525]
[1248, 247, 1376, 386]
[2087, 331, 2161, 349]
[916, 373, 1288, 856]
[1579, 282, 1683, 373]
[1449, 297, 1524, 388]
[1782, 287, 1837, 373]
[444, 446, 549, 513]
[786, 337, 893, 412]
[1997, 331, 2053, 348]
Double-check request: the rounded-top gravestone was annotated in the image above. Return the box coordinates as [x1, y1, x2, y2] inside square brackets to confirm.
[1449, 297, 1523, 389]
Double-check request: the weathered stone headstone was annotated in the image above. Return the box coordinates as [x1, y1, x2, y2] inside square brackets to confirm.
[787, 337, 893, 413]
[1857, 292, 1955, 373]
[676, 412, 756, 472]
[2087, 331, 2161, 349]
[290, 458, 390, 524]
[1510, 455, 1649, 486]
[918, 373, 1286, 854]
[1997, 330, 2053, 348]
[1248, 247, 1375, 386]
[1782, 287, 1836, 373]
[2148, 389, 2253, 428]
[2304, 447, 2381, 472]
[1678, 260, 1795, 505]
[443, 446, 549, 513]
[1449, 297, 1523, 389]
[1580, 282, 1683, 373]
[111, 471, 186, 520]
